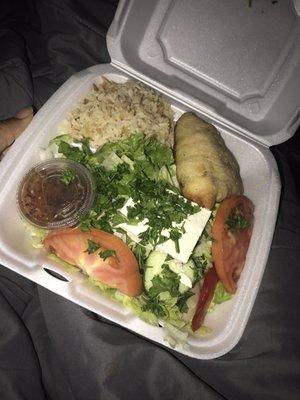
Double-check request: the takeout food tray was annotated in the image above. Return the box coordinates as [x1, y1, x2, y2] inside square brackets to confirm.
[0, 67, 280, 359]
[0, 0, 299, 359]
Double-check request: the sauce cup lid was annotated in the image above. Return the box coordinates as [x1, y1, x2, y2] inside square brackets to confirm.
[17, 158, 95, 229]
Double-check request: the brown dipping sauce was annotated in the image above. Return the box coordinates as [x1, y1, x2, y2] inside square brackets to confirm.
[18, 159, 95, 229]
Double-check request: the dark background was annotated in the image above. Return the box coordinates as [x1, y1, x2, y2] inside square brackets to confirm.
[0, 1, 300, 399]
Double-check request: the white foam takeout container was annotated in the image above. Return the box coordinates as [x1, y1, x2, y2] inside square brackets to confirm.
[0, 0, 300, 359]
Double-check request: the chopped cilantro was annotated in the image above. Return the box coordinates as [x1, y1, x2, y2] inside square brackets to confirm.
[85, 239, 100, 254]
[141, 264, 193, 318]
[60, 168, 76, 185]
[169, 229, 182, 253]
[141, 296, 167, 318]
[176, 290, 194, 313]
[192, 254, 209, 281]
[58, 141, 85, 163]
[100, 249, 117, 260]
[148, 264, 180, 298]
[144, 136, 173, 168]
[58, 132, 200, 264]
[132, 243, 147, 273]
[226, 209, 250, 232]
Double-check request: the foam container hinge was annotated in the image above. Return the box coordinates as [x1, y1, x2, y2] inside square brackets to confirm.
[1, 0, 295, 359]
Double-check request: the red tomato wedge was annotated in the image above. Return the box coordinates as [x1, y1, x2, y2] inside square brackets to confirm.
[44, 228, 143, 297]
[212, 195, 254, 294]
[192, 266, 219, 332]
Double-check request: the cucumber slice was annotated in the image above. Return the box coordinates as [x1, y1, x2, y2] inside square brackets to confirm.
[144, 252, 197, 295]
[144, 251, 168, 292]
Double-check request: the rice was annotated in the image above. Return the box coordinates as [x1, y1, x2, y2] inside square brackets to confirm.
[57, 77, 174, 148]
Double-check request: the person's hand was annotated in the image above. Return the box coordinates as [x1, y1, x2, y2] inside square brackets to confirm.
[0, 107, 33, 160]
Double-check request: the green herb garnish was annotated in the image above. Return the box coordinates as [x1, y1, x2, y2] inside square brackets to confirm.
[169, 229, 182, 253]
[226, 209, 250, 232]
[141, 296, 167, 318]
[148, 264, 181, 298]
[58, 132, 200, 269]
[132, 243, 147, 273]
[176, 290, 194, 313]
[60, 168, 76, 185]
[100, 249, 117, 260]
[141, 264, 192, 318]
[192, 254, 209, 281]
[85, 239, 100, 254]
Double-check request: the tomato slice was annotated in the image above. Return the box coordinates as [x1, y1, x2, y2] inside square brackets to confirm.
[192, 266, 219, 332]
[44, 228, 143, 297]
[212, 195, 254, 294]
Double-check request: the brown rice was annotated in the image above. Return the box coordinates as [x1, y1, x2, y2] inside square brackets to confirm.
[57, 77, 174, 149]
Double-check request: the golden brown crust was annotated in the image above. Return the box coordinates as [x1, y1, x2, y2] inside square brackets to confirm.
[174, 112, 243, 209]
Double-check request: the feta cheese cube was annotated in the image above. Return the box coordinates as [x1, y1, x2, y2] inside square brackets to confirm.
[156, 208, 211, 263]
[117, 198, 211, 263]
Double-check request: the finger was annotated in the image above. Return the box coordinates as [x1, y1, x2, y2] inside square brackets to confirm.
[0, 121, 17, 153]
[14, 106, 33, 120]
[0, 111, 33, 153]
[0, 147, 9, 161]
[12, 112, 33, 139]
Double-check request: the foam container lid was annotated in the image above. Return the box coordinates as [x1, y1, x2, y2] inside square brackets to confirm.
[0, 0, 298, 359]
[107, 0, 300, 146]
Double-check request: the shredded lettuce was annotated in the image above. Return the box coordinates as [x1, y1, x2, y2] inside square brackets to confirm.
[163, 321, 189, 349]
[49, 134, 74, 146]
[47, 253, 79, 274]
[88, 277, 159, 326]
[158, 164, 180, 189]
[189, 325, 213, 337]
[30, 132, 232, 351]
[22, 222, 47, 248]
[191, 237, 212, 282]
[100, 151, 123, 171]
[212, 281, 232, 305]
[207, 281, 232, 314]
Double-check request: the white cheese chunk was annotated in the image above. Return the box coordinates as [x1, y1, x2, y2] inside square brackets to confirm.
[179, 274, 193, 288]
[156, 208, 211, 263]
[117, 198, 211, 263]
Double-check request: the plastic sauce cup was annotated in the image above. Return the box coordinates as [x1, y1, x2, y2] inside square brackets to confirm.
[17, 159, 95, 229]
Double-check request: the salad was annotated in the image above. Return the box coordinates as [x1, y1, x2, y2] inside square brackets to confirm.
[18, 78, 254, 349]
[22, 128, 253, 348]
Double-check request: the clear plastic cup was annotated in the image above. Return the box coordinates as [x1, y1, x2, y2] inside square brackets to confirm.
[17, 159, 95, 229]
